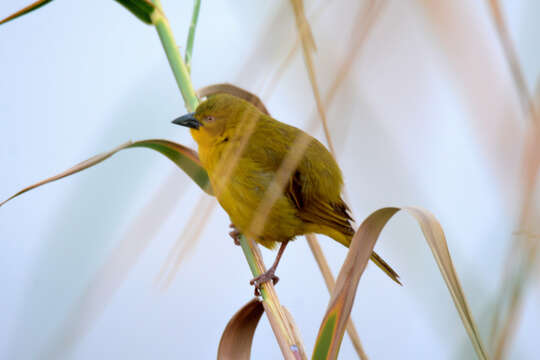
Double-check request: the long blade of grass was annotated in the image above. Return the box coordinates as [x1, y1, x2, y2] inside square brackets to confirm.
[0, 139, 212, 207]
[129, 139, 212, 194]
[492, 87, 540, 359]
[217, 298, 265, 360]
[151, 0, 199, 112]
[295, 2, 387, 358]
[288, 0, 316, 52]
[487, 0, 537, 124]
[306, 234, 368, 359]
[260, 1, 332, 101]
[0, 0, 53, 25]
[185, 0, 201, 73]
[486, 2, 540, 355]
[313, 207, 488, 360]
[289, 0, 336, 155]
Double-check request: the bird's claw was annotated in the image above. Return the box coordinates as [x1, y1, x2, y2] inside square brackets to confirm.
[229, 224, 241, 246]
[250, 270, 279, 296]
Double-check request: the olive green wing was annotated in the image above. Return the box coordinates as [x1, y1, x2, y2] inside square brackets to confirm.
[286, 161, 354, 238]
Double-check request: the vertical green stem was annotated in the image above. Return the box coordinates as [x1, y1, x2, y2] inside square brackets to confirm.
[238, 234, 305, 359]
[147, 2, 305, 357]
[151, 1, 199, 112]
[185, 0, 201, 73]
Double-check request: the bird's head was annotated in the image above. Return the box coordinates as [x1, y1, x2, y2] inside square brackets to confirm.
[172, 93, 258, 147]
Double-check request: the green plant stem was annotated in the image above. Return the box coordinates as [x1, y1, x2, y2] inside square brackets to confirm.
[185, 0, 201, 73]
[148, 3, 305, 357]
[151, 0, 199, 112]
[238, 234, 306, 360]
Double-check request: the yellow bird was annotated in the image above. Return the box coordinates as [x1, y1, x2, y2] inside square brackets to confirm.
[173, 94, 400, 290]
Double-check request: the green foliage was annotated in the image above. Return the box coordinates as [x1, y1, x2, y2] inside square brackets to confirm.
[114, 0, 157, 25]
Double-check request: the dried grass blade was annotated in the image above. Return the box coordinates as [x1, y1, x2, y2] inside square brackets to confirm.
[487, 0, 537, 123]
[198, 83, 270, 115]
[217, 298, 265, 360]
[288, 0, 316, 52]
[0, 0, 53, 25]
[1, 139, 212, 208]
[306, 234, 368, 360]
[313, 207, 488, 360]
[282, 306, 308, 360]
[492, 86, 540, 358]
[128, 139, 212, 195]
[1, 141, 132, 207]
[289, 0, 335, 155]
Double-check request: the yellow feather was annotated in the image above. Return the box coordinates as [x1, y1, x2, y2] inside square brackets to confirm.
[183, 94, 400, 285]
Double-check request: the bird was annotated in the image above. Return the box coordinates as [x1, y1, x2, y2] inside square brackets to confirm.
[172, 93, 400, 292]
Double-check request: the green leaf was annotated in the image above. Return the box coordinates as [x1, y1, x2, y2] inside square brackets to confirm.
[129, 139, 212, 195]
[0, 0, 54, 26]
[313, 207, 488, 360]
[1, 139, 212, 207]
[185, 0, 201, 73]
[114, 0, 157, 25]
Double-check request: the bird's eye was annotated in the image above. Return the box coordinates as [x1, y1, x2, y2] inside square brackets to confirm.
[205, 116, 215, 122]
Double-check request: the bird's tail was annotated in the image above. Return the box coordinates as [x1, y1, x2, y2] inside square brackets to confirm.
[306, 225, 402, 285]
[370, 251, 402, 286]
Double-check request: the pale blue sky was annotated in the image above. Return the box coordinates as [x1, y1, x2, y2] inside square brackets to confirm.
[1, 1, 539, 359]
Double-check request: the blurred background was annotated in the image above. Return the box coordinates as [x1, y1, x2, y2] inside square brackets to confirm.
[0, 0, 538, 359]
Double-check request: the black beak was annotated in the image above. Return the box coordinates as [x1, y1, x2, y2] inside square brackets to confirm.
[172, 112, 201, 130]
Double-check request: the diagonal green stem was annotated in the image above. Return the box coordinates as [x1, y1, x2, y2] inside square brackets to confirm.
[185, 0, 201, 73]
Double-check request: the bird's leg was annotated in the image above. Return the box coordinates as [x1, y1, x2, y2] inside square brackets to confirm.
[250, 240, 289, 296]
[229, 224, 241, 246]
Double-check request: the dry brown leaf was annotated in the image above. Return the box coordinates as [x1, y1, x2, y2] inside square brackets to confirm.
[0, 139, 212, 207]
[217, 298, 265, 360]
[0, 0, 53, 25]
[198, 83, 270, 115]
[314, 207, 488, 360]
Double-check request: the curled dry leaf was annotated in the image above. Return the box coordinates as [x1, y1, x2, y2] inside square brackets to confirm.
[218, 298, 265, 360]
[198, 83, 270, 115]
[0, 139, 212, 207]
[0, 0, 53, 25]
[313, 207, 488, 360]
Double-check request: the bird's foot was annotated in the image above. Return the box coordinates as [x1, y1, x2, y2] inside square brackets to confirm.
[250, 268, 279, 296]
[229, 224, 241, 246]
